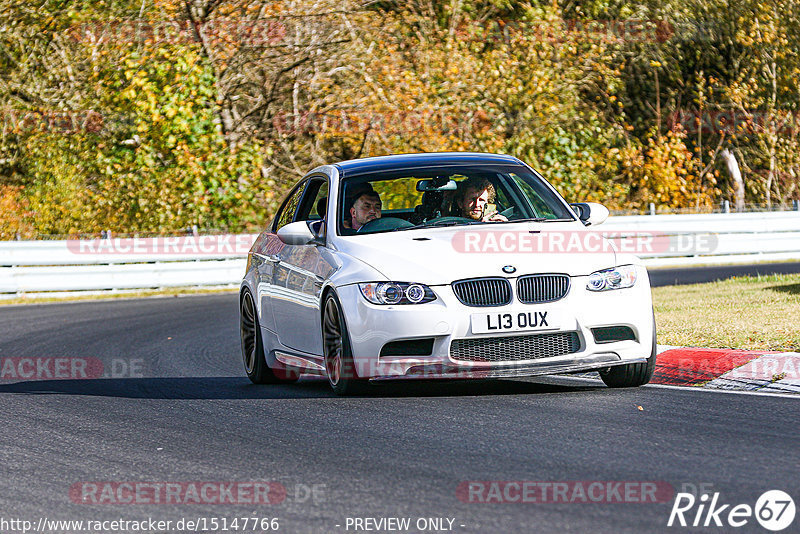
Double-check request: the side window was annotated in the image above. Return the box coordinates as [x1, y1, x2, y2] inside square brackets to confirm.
[511, 173, 558, 219]
[299, 180, 329, 221]
[493, 182, 511, 211]
[274, 182, 306, 232]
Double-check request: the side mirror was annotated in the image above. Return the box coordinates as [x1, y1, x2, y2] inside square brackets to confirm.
[308, 219, 326, 244]
[277, 221, 317, 245]
[570, 202, 609, 226]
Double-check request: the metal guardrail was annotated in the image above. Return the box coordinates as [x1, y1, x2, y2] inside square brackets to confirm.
[1, 211, 799, 297]
[601, 211, 800, 267]
[0, 235, 257, 298]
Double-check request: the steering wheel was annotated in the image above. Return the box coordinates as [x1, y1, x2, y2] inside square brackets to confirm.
[356, 217, 415, 233]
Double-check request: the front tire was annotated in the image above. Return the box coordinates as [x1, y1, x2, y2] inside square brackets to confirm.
[240, 289, 298, 384]
[322, 292, 365, 396]
[599, 317, 657, 388]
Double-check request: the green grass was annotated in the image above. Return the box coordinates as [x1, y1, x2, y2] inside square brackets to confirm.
[653, 273, 800, 352]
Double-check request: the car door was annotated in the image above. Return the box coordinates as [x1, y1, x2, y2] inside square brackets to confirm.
[255, 180, 307, 333]
[271, 177, 335, 355]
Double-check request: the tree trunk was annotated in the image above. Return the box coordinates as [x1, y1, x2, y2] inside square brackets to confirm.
[721, 149, 745, 212]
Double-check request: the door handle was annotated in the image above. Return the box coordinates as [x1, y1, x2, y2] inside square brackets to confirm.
[255, 252, 280, 263]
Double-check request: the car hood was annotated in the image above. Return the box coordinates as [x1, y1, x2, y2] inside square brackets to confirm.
[333, 221, 619, 285]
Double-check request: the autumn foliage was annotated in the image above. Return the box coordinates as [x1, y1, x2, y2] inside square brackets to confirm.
[1, 0, 798, 236]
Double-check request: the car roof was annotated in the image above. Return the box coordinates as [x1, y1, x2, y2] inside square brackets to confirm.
[334, 152, 521, 176]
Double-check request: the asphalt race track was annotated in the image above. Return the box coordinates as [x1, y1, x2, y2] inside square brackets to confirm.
[1, 291, 798, 534]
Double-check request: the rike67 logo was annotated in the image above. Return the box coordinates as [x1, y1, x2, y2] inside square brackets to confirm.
[668, 490, 796, 531]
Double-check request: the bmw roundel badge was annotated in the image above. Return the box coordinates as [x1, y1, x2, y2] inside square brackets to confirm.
[502, 265, 516, 274]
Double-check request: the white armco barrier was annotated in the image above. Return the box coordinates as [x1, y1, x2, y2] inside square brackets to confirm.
[0, 211, 799, 296]
[600, 211, 800, 267]
[0, 235, 257, 297]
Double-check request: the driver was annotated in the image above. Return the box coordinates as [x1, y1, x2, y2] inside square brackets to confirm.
[343, 184, 382, 231]
[452, 177, 507, 222]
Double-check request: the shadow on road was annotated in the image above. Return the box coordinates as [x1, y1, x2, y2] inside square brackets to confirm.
[0, 375, 605, 399]
[767, 282, 800, 295]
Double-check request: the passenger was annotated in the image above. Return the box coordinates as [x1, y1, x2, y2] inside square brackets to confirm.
[343, 184, 382, 231]
[452, 177, 507, 222]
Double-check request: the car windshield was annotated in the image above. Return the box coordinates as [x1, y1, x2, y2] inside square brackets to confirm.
[337, 164, 576, 235]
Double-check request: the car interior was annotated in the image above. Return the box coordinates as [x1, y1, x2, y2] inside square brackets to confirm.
[339, 173, 517, 233]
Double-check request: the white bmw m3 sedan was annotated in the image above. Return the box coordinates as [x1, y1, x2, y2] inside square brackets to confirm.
[240, 153, 656, 395]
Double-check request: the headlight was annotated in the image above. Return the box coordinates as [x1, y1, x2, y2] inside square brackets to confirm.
[586, 265, 637, 291]
[359, 282, 437, 304]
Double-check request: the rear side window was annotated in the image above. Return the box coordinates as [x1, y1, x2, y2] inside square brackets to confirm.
[273, 183, 306, 232]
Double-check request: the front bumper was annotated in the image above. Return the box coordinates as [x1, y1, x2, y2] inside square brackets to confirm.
[337, 265, 655, 380]
[372, 353, 647, 381]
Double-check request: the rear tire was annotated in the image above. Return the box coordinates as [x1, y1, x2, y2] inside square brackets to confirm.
[240, 289, 299, 384]
[322, 292, 366, 396]
[599, 317, 657, 388]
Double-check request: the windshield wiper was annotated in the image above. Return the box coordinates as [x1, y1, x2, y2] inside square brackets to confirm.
[424, 220, 482, 228]
[514, 217, 575, 223]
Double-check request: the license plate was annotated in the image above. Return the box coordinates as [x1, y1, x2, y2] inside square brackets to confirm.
[471, 310, 560, 335]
